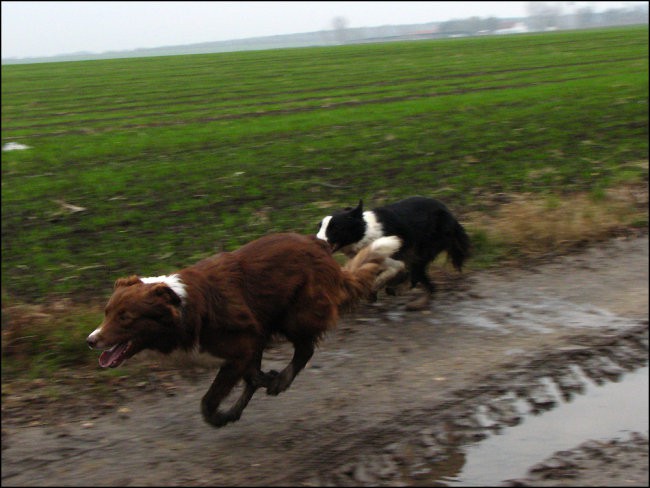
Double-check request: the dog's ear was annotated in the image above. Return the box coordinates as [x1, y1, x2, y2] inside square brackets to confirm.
[150, 283, 182, 307]
[114, 275, 141, 289]
[351, 199, 363, 218]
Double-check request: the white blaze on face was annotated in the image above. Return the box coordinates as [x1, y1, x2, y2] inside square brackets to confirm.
[316, 215, 332, 242]
[87, 326, 107, 349]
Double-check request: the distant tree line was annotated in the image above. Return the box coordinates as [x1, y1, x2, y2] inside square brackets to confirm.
[432, 2, 649, 35]
[437, 16, 501, 35]
[525, 1, 648, 31]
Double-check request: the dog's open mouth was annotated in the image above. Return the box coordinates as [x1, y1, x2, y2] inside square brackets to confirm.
[99, 342, 132, 368]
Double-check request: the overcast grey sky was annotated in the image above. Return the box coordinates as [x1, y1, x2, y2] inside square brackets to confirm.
[2, 1, 645, 59]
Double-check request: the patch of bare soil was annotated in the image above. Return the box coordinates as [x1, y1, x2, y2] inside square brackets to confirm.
[1, 235, 648, 487]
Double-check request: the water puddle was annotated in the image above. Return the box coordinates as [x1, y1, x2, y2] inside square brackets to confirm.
[447, 296, 640, 334]
[421, 365, 649, 486]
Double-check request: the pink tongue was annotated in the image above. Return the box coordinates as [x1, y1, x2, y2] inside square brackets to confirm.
[99, 343, 129, 368]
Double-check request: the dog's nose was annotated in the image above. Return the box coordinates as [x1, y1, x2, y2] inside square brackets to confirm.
[87, 327, 103, 349]
[87, 331, 103, 349]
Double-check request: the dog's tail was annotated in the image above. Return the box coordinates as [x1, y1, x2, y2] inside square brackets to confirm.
[337, 236, 404, 310]
[448, 219, 471, 272]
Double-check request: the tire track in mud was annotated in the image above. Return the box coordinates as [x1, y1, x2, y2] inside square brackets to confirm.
[298, 323, 648, 487]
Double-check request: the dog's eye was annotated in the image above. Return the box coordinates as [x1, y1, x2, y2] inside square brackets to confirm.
[118, 311, 130, 322]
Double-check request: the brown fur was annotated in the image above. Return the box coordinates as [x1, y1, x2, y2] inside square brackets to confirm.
[87, 232, 400, 428]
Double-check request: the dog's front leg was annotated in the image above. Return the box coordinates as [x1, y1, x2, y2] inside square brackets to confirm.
[201, 343, 270, 428]
[201, 360, 249, 428]
[251, 369, 275, 388]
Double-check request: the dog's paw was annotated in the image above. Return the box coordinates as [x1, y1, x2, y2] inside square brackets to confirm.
[201, 401, 240, 428]
[252, 369, 277, 389]
[265, 369, 280, 379]
[266, 370, 291, 396]
[405, 294, 431, 311]
[206, 411, 238, 428]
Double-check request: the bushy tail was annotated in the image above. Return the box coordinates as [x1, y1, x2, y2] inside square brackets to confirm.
[338, 236, 404, 310]
[449, 220, 471, 272]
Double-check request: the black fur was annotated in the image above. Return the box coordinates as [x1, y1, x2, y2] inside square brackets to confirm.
[318, 196, 471, 297]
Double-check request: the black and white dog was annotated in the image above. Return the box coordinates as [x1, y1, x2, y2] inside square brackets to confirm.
[316, 196, 471, 310]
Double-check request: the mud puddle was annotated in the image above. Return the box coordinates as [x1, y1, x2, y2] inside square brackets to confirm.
[309, 321, 648, 487]
[431, 365, 649, 486]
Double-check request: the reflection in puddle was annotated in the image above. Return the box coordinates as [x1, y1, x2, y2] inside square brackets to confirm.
[430, 366, 649, 486]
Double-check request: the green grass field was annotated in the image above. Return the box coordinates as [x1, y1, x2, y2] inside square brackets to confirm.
[2, 26, 648, 308]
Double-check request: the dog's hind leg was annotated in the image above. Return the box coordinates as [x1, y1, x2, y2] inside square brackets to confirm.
[405, 261, 435, 311]
[383, 264, 409, 297]
[265, 339, 315, 396]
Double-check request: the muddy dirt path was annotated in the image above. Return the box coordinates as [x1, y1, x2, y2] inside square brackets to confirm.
[2, 235, 648, 487]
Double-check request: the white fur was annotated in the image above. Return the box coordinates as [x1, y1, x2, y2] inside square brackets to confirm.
[141, 274, 188, 305]
[369, 235, 401, 258]
[316, 215, 332, 241]
[87, 326, 105, 347]
[369, 237, 404, 289]
[374, 258, 406, 290]
[351, 211, 385, 252]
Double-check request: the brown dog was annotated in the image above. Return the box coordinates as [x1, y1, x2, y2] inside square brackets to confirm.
[87, 232, 402, 427]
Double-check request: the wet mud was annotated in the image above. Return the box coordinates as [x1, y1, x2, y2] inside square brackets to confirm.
[1, 235, 648, 487]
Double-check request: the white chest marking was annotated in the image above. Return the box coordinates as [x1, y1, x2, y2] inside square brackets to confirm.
[351, 211, 384, 252]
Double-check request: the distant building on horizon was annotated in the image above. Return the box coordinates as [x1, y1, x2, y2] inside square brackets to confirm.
[494, 21, 529, 35]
